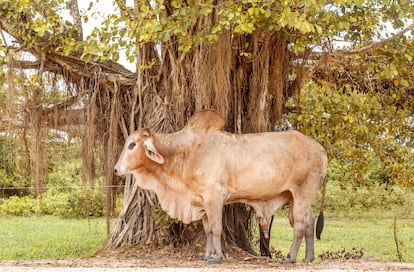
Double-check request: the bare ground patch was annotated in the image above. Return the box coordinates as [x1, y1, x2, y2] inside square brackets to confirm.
[1, 245, 413, 271]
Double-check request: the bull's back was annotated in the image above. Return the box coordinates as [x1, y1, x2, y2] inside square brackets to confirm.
[221, 130, 325, 169]
[211, 130, 326, 200]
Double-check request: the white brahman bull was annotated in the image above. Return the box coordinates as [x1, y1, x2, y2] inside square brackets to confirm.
[114, 109, 327, 264]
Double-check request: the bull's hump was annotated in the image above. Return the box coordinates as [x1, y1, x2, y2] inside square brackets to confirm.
[185, 109, 225, 132]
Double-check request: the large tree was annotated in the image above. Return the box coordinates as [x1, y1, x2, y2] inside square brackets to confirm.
[1, 0, 413, 255]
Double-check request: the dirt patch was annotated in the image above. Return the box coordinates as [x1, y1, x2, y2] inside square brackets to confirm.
[1, 245, 413, 271]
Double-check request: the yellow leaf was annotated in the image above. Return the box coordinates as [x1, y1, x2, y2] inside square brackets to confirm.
[130, 21, 137, 29]
[393, 79, 399, 87]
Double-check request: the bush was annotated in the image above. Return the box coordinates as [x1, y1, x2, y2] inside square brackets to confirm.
[0, 195, 39, 216]
[0, 189, 106, 218]
[319, 183, 414, 218]
[40, 189, 81, 217]
[74, 189, 106, 217]
[0, 157, 108, 218]
[40, 189, 105, 218]
[41, 158, 106, 217]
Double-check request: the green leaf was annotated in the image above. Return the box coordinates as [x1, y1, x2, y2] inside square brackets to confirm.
[112, 51, 119, 62]
[264, 9, 272, 18]
[63, 46, 72, 56]
[400, 79, 410, 87]
[33, 18, 48, 37]
[161, 32, 171, 42]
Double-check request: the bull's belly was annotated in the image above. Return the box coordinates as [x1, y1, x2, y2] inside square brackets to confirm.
[225, 188, 292, 219]
[225, 178, 289, 204]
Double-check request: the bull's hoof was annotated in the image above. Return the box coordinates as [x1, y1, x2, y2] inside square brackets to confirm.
[281, 258, 296, 264]
[205, 257, 222, 265]
[304, 257, 315, 263]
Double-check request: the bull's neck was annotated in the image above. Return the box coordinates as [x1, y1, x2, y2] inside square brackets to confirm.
[142, 130, 195, 189]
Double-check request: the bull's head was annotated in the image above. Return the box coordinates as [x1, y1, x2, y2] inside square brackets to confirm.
[114, 128, 165, 176]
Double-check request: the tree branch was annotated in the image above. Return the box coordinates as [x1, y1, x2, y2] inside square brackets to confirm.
[9, 59, 41, 69]
[334, 22, 414, 56]
[42, 108, 86, 128]
[115, 0, 127, 11]
[304, 22, 414, 82]
[0, 25, 9, 47]
[1, 108, 86, 135]
[68, 0, 83, 41]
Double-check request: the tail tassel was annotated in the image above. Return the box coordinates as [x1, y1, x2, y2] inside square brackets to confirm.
[315, 211, 324, 240]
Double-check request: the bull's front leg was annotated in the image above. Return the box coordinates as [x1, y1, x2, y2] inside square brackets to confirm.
[202, 216, 214, 260]
[202, 199, 225, 264]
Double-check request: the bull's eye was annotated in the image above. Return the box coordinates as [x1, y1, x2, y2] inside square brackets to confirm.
[128, 142, 136, 150]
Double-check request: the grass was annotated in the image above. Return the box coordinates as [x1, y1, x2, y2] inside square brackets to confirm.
[0, 215, 413, 263]
[0, 216, 107, 260]
[261, 215, 414, 263]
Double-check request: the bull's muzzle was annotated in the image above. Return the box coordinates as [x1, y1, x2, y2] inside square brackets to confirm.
[114, 163, 127, 177]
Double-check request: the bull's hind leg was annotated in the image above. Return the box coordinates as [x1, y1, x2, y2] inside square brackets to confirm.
[282, 199, 314, 264]
[304, 207, 315, 262]
[282, 221, 304, 264]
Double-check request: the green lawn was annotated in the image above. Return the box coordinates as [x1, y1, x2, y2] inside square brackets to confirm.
[0, 215, 413, 262]
[266, 216, 414, 263]
[0, 216, 107, 260]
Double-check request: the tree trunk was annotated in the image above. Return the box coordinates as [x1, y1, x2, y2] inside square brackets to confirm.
[107, 175, 158, 247]
[106, 29, 292, 256]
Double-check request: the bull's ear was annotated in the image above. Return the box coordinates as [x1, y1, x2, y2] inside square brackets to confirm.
[142, 128, 151, 137]
[143, 138, 165, 165]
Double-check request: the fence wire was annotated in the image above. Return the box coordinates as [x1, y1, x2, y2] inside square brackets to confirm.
[0, 185, 412, 190]
[0, 185, 125, 190]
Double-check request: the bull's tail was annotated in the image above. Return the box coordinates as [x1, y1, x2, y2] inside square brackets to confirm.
[316, 176, 327, 240]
